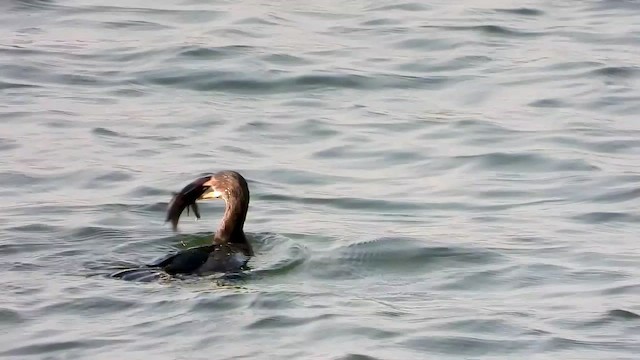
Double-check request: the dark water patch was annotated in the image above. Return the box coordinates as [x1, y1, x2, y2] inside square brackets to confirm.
[0, 241, 59, 256]
[293, 11, 356, 21]
[240, 119, 273, 131]
[261, 53, 313, 66]
[584, 95, 640, 115]
[600, 283, 640, 295]
[579, 309, 640, 328]
[589, 138, 640, 154]
[9, 260, 45, 272]
[607, 309, 640, 320]
[0, 63, 49, 88]
[136, 69, 455, 93]
[67, 226, 130, 242]
[190, 292, 248, 312]
[495, 8, 544, 16]
[219, 144, 259, 158]
[0, 138, 19, 151]
[294, 118, 341, 139]
[246, 313, 337, 330]
[1, 338, 130, 357]
[0, 110, 35, 121]
[441, 260, 597, 292]
[280, 97, 328, 108]
[591, 66, 638, 78]
[311, 323, 400, 341]
[255, 168, 356, 187]
[392, 37, 462, 52]
[84, 257, 140, 273]
[5, 223, 62, 233]
[234, 16, 280, 27]
[122, 310, 200, 335]
[40, 296, 138, 315]
[455, 151, 599, 173]
[178, 46, 230, 60]
[450, 118, 523, 136]
[368, 3, 431, 12]
[541, 336, 634, 354]
[338, 354, 382, 360]
[545, 60, 604, 73]
[313, 144, 425, 164]
[539, 134, 640, 155]
[360, 18, 402, 27]
[37, 248, 87, 265]
[326, 237, 502, 275]
[426, 24, 543, 38]
[94, 203, 143, 214]
[349, 116, 439, 132]
[52, 72, 112, 87]
[0, 172, 42, 187]
[10, 0, 57, 11]
[529, 98, 568, 108]
[87, 170, 135, 187]
[431, 317, 532, 339]
[398, 55, 492, 73]
[572, 211, 638, 224]
[248, 291, 299, 311]
[178, 44, 254, 58]
[0, 307, 24, 324]
[590, 186, 640, 204]
[474, 188, 532, 200]
[126, 185, 168, 198]
[436, 264, 518, 292]
[67, 5, 224, 24]
[92, 127, 122, 138]
[0, 46, 42, 57]
[568, 268, 629, 284]
[211, 27, 269, 39]
[259, 193, 424, 212]
[0, 80, 39, 89]
[44, 119, 77, 128]
[89, 46, 177, 64]
[109, 87, 148, 98]
[589, 0, 640, 11]
[400, 335, 530, 356]
[103, 20, 172, 31]
[140, 201, 171, 213]
[3, 283, 41, 297]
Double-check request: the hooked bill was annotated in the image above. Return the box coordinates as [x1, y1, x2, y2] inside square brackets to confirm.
[165, 176, 211, 231]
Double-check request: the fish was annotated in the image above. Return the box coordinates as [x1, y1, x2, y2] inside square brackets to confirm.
[165, 175, 212, 231]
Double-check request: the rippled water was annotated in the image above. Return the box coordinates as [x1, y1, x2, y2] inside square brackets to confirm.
[2, 0, 640, 359]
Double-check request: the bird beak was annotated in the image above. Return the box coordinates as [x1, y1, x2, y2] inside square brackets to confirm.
[198, 179, 223, 200]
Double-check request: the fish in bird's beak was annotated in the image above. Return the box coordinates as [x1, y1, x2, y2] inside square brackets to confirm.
[165, 175, 213, 231]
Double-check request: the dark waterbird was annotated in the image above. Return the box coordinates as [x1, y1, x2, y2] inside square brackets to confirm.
[111, 170, 254, 281]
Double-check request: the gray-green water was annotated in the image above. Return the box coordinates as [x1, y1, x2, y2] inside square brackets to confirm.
[2, 0, 640, 359]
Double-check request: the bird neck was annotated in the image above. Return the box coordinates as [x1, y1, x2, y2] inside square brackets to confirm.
[214, 195, 248, 246]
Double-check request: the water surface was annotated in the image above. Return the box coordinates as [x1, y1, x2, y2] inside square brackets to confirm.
[1, 0, 640, 359]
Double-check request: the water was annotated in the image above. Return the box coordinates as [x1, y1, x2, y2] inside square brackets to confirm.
[1, 0, 639, 358]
